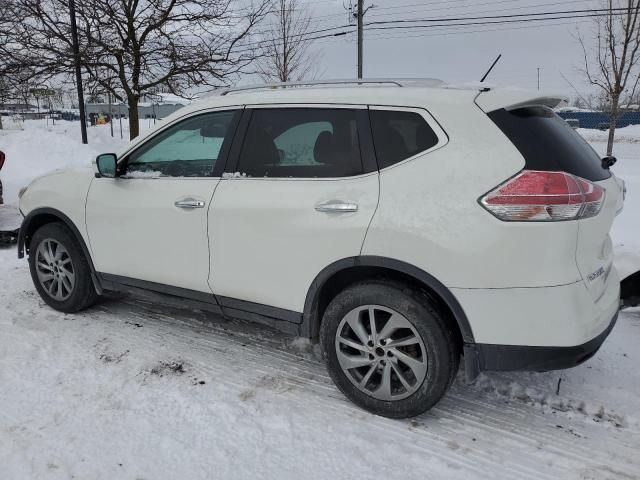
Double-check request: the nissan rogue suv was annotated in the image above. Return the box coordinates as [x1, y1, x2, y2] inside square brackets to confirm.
[16, 79, 624, 418]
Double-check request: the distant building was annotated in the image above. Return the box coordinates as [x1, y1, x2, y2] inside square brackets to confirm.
[0, 103, 38, 113]
[85, 93, 191, 120]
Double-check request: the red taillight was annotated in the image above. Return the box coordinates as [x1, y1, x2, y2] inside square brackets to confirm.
[480, 170, 605, 221]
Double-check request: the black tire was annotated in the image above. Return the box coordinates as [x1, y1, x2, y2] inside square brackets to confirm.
[320, 279, 459, 418]
[28, 222, 98, 313]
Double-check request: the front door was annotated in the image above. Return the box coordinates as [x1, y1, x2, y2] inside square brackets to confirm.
[86, 109, 240, 293]
[209, 106, 380, 314]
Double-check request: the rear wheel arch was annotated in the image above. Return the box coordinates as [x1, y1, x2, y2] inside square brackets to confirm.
[621, 269, 640, 308]
[302, 256, 474, 348]
[18, 208, 101, 293]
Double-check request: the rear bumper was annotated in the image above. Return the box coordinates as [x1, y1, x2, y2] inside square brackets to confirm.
[471, 310, 618, 373]
[454, 272, 620, 380]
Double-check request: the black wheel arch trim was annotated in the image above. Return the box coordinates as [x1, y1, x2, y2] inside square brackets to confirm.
[301, 255, 475, 344]
[17, 207, 102, 293]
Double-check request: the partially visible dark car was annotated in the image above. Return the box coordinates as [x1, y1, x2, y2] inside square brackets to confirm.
[565, 118, 580, 129]
[0, 150, 5, 204]
[597, 122, 610, 131]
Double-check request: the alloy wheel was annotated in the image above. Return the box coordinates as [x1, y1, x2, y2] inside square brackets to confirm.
[334, 305, 428, 401]
[35, 238, 75, 301]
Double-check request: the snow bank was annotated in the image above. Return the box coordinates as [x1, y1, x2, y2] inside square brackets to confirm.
[590, 140, 640, 279]
[0, 120, 139, 204]
[578, 124, 640, 143]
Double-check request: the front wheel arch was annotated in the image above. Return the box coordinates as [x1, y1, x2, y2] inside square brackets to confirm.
[19, 208, 101, 294]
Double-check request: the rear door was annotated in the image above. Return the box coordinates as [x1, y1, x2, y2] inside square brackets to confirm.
[208, 105, 379, 316]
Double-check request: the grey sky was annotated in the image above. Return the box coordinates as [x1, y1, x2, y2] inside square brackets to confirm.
[292, 0, 603, 98]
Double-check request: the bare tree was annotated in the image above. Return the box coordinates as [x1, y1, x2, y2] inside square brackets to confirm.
[579, 0, 640, 155]
[7, 0, 271, 139]
[257, 0, 319, 82]
[0, 0, 18, 130]
[0, 77, 8, 130]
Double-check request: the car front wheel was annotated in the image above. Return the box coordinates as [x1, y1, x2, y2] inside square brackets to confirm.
[320, 280, 459, 418]
[28, 222, 98, 313]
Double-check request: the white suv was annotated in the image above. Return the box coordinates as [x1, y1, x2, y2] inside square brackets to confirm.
[17, 80, 624, 418]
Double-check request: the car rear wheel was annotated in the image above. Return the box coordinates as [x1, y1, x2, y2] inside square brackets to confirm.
[28, 222, 98, 313]
[320, 280, 459, 418]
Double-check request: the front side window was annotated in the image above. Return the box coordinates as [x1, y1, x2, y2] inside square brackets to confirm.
[237, 108, 363, 178]
[126, 110, 238, 177]
[370, 110, 440, 169]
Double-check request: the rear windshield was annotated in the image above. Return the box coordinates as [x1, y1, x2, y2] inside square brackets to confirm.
[488, 106, 610, 181]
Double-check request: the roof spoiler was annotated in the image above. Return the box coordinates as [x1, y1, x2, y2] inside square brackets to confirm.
[475, 89, 568, 113]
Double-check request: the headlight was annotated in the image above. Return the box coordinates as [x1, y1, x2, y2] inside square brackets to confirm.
[18, 186, 28, 199]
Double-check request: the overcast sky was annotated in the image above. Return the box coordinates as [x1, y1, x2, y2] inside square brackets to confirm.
[280, 0, 604, 99]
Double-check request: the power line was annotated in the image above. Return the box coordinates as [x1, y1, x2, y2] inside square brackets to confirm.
[364, 11, 632, 32]
[365, 7, 633, 26]
[371, 0, 596, 13]
[367, 0, 600, 20]
[233, 8, 630, 54]
[362, 17, 594, 42]
[372, 0, 513, 11]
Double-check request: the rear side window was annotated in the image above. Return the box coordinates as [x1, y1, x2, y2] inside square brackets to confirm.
[370, 110, 439, 169]
[488, 106, 610, 181]
[237, 108, 363, 178]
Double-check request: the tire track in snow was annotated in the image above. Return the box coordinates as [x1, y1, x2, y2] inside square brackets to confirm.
[3, 274, 639, 479]
[86, 297, 639, 479]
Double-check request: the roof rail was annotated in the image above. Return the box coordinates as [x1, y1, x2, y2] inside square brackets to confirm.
[218, 78, 445, 96]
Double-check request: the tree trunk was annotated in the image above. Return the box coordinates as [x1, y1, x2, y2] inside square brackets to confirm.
[128, 95, 140, 140]
[0, 113, 3, 130]
[606, 94, 620, 156]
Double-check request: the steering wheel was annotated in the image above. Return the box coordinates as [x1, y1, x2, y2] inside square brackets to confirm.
[166, 160, 188, 177]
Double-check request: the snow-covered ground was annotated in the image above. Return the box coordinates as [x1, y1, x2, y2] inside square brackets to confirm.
[0, 118, 154, 204]
[584, 127, 640, 280]
[1, 120, 639, 479]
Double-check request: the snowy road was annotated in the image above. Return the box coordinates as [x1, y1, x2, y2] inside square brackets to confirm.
[1, 246, 639, 480]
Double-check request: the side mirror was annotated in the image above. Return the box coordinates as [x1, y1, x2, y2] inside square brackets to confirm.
[602, 155, 617, 169]
[0, 150, 5, 171]
[96, 153, 118, 178]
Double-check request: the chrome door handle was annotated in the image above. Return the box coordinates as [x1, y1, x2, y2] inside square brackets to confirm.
[315, 201, 358, 213]
[174, 199, 205, 209]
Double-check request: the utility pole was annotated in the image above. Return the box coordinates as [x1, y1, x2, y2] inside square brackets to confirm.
[118, 102, 123, 139]
[108, 92, 113, 137]
[357, 0, 364, 79]
[537, 67, 540, 91]
[69, 0, 88, 144]
[354, 1, 374, 79]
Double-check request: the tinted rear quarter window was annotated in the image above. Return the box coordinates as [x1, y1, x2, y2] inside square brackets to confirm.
[488, 106, 610, 181]
[370, 110, 439, 169]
